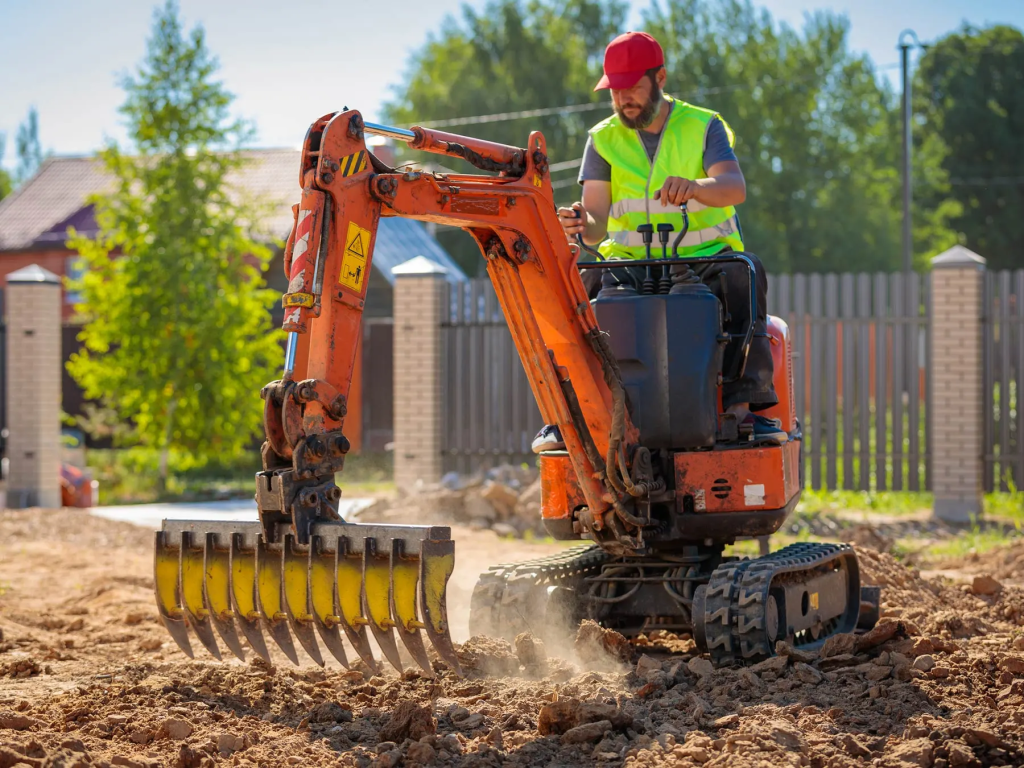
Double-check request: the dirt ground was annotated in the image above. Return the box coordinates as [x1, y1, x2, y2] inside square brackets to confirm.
[1, 509, 1023, 768]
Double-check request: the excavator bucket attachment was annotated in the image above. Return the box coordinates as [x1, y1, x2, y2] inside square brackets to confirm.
[154, 521, 460, 674]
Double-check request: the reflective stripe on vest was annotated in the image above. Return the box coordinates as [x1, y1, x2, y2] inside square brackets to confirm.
[607, 213, 740, 249]
[589, 97, 745, 259]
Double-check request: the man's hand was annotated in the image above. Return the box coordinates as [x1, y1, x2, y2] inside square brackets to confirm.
[557, 201, 588, 237]
[654, 176, 699, 206]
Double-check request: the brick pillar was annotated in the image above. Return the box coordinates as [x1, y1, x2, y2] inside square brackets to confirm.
[392, 257, 447, 492]
[5, 264, 62, 509]
[930, 246, 986, 523]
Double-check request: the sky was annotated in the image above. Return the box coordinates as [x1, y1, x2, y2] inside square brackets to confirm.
[1, 0, 1023, 172]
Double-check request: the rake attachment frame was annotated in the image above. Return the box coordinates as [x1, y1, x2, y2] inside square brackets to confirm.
[155, 520, 463, 675]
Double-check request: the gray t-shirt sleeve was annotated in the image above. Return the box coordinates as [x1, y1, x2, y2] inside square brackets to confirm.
[578, 135, 611, 184]
[703, 115, 736, 171]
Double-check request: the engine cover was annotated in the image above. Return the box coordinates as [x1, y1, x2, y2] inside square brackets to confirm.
[593, 283, 724, 450]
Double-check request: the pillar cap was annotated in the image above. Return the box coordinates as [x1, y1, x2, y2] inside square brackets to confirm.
[932, 245, 985, 270]
[393, 255, 448, 277]
[7, 263, 60, 284]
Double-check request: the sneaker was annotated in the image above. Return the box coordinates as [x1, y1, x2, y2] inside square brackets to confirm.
[531, 424, 565, 453]
[746, 414, 788, 444]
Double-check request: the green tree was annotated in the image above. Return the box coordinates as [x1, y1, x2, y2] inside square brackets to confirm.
[0, 134, 12, 201]
[386, 0, 907, 273]
[914, 24, 1024, 270]
[67, 0, 283, 489]
[15, 106, 44, 184]
[383, 0, 627, 274]
[643, 0, 902, 272]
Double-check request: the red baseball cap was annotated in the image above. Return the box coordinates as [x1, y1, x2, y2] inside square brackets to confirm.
[594, 32, 664, 91]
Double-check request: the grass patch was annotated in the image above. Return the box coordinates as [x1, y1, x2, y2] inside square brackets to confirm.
[796, 489, 931, 517]
[88, 448, 395, 505]
[921, 524, 1022, 561]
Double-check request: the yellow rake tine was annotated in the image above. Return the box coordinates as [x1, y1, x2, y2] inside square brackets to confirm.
[362, 538, 404, 673]
[336, 537, 378, 673]
[204, 533, 245, 661]
[309, 536, 349, 668]
[391, 539, 433, 675]
[256, 537, 299, 665]
[154, 531, 193, 658]
[282, 535, 324, 666]
[229, 533, 271, 664]
[420, 538, 463, 676]
[180, 532, 221, 660]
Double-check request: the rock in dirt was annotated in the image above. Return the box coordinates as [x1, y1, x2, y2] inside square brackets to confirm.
[538, 699, 579, 736]
[687, 656, 714, 678]
[378, 701, 436, 743]
[481, 481, 519, 518]
[750, 655, 788, 675]
[217, 733, 244, 756]
[842, 733, 872, 758]
[561, 719, 613, 745]
[406, 742, 436, 764]
[0, 711, 39, 730]
[456, 636, 519, 676]
[885, 738, 934, 767]
[514, 633, 547, 669]
[574, 620, 632, 666]
[999, 655, 1024, 674]
[578, 702, 631, 729]
[793, 662, 823, 685]
[970, 575, 1003, 596]
[159, 718, 193, 740]
[855, 619, 905, 651]
[309, 701, 353, 723]
[819, 632, 857, 658]
[636, 654, 662, 678]
[776, 640, 817, 664]
[913, 655, 936, 672]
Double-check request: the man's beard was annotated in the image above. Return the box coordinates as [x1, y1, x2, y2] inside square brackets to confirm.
[615, 82, 662, 130]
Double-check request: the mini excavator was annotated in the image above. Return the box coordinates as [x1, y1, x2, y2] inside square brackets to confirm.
[153, 110, 880, 673]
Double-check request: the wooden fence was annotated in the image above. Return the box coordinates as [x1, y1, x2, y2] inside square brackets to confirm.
[767, 273, 930, 492]
[440, 272, 931, 490]
[984, 270, 1024, 492]
[440, 281, 541, 474]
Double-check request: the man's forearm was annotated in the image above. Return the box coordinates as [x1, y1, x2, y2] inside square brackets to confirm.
[582, 214, 608, 245]
[692, 171, 746, 208]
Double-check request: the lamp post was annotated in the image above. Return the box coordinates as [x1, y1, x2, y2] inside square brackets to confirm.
[899, 29, 924, 274]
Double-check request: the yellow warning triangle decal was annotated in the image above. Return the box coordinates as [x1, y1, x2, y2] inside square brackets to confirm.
[346, 231, 365, 258]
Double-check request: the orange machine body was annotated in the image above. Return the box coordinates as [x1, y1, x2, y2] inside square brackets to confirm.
[540, 313, 802, 542]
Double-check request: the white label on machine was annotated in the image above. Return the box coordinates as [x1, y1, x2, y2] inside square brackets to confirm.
[744, 484, 765, 506]
[693, 489, 706, 511]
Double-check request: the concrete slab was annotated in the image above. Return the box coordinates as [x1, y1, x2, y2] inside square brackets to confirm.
[89, 497, 375, 530]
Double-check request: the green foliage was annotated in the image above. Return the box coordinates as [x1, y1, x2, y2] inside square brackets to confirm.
[384, 0, 906, 273]
[66, 1, 283, 479]
[15, 106, 44, 184]
[0, 133, 11, 202]
[644, 1, 901, 273]
[914, 24, 1024, 270]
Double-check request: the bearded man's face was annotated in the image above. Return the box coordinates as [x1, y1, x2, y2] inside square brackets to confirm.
[611, 73, 662, 130]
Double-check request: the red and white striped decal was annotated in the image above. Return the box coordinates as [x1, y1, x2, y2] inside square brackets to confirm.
[291, 208, 314, 277]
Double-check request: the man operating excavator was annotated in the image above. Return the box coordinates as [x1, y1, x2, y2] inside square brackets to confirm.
[532, 30, 785, 453]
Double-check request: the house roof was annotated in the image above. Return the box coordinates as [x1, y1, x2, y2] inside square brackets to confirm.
[0, 150, 465, 284]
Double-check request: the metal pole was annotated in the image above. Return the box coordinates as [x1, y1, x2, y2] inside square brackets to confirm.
[898, 30, 921, 275]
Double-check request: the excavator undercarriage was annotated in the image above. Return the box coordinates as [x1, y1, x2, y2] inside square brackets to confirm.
[153, 109, 879, 672]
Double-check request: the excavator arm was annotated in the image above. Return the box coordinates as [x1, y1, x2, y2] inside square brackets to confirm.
[153, 110, 648, 674]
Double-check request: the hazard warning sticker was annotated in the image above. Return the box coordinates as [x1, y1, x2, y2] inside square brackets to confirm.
[339, 221, 370, 292]
[338, 150, 368, 178]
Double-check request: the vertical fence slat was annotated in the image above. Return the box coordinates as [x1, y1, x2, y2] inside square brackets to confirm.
[825, 274, 839, 490]
[793, 273, 807, 438]
[809, 274, 824, 490]
[983, 272, 995, 492]
[857, 274, 872, 491]
[999, 272, 1013, 491]
[890, 273, 905, 491]
[907, 274, 921, 491]
[841, 274, 855, 489]
[874, 273, 889, 491]
[923, 273, 932, 491]
[1015, 271, 1024, 490]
